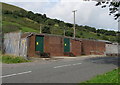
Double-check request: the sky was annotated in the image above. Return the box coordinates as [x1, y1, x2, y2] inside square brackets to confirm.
[1, 0, 119, 31]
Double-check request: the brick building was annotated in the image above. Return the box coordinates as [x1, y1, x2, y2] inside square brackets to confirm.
[81, 39, 105, 55]
[4, 32, 106, 58]
[28, 34, 82, 57]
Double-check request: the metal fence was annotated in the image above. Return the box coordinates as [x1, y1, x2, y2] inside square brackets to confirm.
[19, 38, 28, 58]
[4, 32, 27, 58]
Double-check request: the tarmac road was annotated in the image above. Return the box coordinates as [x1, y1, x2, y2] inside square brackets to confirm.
[1, 56, 118, 83]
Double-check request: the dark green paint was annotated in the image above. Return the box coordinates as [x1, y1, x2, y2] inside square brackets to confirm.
[64, 38, 70, 52]
[35, 36, 44, 52]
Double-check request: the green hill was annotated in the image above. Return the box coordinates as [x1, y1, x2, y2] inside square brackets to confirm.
[1, 2, 26, 12]
[2, 2, 40, 33]
[1, 2, 118, 42]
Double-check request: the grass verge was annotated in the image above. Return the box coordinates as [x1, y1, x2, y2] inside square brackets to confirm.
[0, 55, 31, 64]
[80, 68, 119, 84]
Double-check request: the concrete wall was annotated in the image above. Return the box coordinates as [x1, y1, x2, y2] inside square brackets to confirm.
[106, 43, 120, 56]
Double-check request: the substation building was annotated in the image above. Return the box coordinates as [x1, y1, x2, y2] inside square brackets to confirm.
[4, 32, 106, 59]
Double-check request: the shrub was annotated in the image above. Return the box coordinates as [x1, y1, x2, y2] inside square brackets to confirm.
[1, 55, 31, 64]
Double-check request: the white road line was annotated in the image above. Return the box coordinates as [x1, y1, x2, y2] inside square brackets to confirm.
[54, 63, 82, 68]
[72, 63, 82, 66]
[17, 71, 32, 75]
[1, 71, 32, 78]
[1, 74, 17, 78]
[54, 64, 71, 68]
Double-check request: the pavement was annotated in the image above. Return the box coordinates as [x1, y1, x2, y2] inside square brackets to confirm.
[1, 56, 119, 83]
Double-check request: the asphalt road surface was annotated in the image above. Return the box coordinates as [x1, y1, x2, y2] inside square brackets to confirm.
[1, 56, 119, 83]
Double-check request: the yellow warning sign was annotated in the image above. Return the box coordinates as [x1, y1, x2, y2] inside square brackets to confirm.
[36, 42, 39, 45]
[65, 43, 67, 46]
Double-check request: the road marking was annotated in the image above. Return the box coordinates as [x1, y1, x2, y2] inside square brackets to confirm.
[72, 63, 82, 65]
[54, 63, 82, 68]
[17, 71, 32, 75]
[1, 71, 32, 78]
[54, 64, 71, 68]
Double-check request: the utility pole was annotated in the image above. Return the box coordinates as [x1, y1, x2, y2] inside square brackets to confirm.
[72, 10, 77, 38]
[64, 29, 65, 36]
[40, 24, 42, 34]
[64, 26, 66, 36]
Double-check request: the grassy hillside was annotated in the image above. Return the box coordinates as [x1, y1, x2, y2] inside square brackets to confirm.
[1, 2, 25, 11]
[1, 2, 117, 42]
[2, 14, 39, 33]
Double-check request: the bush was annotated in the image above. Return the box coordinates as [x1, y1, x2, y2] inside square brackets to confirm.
[42, 26, 51, 34]
[65, 30, 73, 37]
[0, 55, 31, 64]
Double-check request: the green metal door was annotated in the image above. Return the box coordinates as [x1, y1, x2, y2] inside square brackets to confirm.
[64, 38, 70, 52]
[35, 36, 44, 52]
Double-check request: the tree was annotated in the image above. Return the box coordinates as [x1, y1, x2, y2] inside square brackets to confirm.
[101, 35, 108, 40]
[97, 29, 107, 34]
[65, 30, 73, 37]
[45, 19, 55, 26]
[42, 14, 47, 19]
[116, 31, 120, 44]
[95, 0, 120, 20]
[3, 10, 12, 14]
[84, 25, 96, 33]
[26, 11, 35, 19]
[42, 26, 51, 34]
[19, 10, 27, 17]
[65, 23, 73, 27]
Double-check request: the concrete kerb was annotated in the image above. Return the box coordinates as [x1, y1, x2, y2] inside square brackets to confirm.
[29, 55, 107, 62]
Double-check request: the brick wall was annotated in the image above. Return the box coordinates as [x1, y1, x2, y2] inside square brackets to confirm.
[81, 40, 105, 55]
[71, 39, 81, 56]
[28, 35, 36, 57]
[44, 35, 64, 56]
[96, 41, 105, 55]
[27, 34, 106, 57]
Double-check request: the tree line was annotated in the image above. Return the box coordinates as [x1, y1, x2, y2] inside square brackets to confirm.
[2, 9, 119, 43]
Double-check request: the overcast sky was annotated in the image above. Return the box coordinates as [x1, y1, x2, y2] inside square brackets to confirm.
[1, 0, 118, 31]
